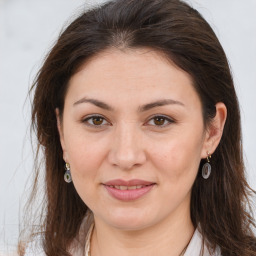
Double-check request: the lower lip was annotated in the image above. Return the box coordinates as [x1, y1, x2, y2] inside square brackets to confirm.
[104, 184, 155, 201]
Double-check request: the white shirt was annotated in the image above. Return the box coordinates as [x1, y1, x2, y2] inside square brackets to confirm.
[184, 228, 221, 256]
[25, 222, 222, 256]
[84, 223, 222, 256]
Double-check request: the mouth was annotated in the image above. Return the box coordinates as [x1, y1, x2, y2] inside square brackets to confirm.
[105, 184, 154, 190]
[102, 179, 156, 201]
[103, 179, 155, 187]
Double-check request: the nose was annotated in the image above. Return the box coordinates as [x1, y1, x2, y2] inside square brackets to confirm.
[107, 121, 147, 170]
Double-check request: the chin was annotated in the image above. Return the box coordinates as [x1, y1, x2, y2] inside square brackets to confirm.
[111, 220, 152, 231]
[102, 210, 158, 231]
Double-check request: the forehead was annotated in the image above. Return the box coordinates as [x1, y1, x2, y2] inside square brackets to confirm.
[72, 47, 191, 84]
[66, 47, 200, 110]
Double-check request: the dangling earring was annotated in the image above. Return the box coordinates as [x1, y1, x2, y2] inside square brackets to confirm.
[64, 162, 72, 183]
[202, 152, 211, 179]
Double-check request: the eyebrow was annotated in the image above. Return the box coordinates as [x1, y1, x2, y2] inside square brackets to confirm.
[73, 97, 184, 112]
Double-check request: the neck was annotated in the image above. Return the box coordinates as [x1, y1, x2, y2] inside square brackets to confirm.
[90, 206, 194, 256]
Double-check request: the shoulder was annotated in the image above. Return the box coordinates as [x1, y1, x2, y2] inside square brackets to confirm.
[21, 234, 45, 256]
[184, 228, 222, 256]
[24, 212, 94, 256]
[23, 240, 45, 256]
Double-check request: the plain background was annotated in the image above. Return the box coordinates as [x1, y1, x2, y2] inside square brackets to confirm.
[0, 0, 256, 253]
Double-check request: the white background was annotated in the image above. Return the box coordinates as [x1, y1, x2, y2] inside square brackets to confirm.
[0, 0, 256, 254]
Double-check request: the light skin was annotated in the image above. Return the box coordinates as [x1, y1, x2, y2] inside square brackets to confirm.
[57, 48, 227, 256]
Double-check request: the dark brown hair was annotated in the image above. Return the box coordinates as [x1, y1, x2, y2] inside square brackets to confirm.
[19, 0, 256, 255]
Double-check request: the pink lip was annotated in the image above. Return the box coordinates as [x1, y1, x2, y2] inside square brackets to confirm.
[104, 179, 155, 186]
[103, 179, 156, 201]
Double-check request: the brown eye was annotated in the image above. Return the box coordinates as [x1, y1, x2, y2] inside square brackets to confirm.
[147, 115, 174, 128]
[83, 115, 109, 128]
[92, 116, 104, 125]
[153, 116, 165, 125]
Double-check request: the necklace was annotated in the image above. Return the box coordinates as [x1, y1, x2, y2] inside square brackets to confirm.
[85, 224, 190, 256]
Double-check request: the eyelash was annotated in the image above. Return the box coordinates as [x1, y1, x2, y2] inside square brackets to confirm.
[82, 114, 174, 129]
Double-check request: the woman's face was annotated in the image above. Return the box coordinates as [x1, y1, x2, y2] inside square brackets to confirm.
[58, 48, 209, 230]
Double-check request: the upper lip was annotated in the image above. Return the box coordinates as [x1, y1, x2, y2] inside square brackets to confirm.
[103, 179, 155, 186]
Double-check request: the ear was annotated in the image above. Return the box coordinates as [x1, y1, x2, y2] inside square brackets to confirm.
[56, 108, 68, 162]
[201, 102, 227, 159]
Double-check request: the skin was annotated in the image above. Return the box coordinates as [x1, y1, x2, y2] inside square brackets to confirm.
[57, 48, 227, 256]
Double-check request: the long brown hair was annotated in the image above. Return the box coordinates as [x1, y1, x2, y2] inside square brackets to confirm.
[19, 0, 256, 255]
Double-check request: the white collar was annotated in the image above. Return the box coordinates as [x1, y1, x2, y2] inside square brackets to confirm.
[184, 228, 221, 256]
[84, 222, 94, 256]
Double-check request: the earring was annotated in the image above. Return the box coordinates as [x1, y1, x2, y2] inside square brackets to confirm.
[202, 152, 211, 179]
[64, 162, 72, 183]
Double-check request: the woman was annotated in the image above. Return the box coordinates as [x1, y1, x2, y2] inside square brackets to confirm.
[19, 0, 256, 255]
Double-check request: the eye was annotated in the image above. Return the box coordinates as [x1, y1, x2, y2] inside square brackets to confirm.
[82, 114, 174, 129]
[146, 115, 174, 128]
[82, 115, 110, 128]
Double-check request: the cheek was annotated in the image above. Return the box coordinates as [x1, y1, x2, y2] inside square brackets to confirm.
[64, 134, 108, 207]
[150, 129, 204, 183]
[68, 141, 105, 178]
[149, 134, 203, 211]
[63, 126, 108, 180]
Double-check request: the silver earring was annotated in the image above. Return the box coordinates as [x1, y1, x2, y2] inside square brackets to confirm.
[64, 163, 72, 183]
[202, 152, 211, 179]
